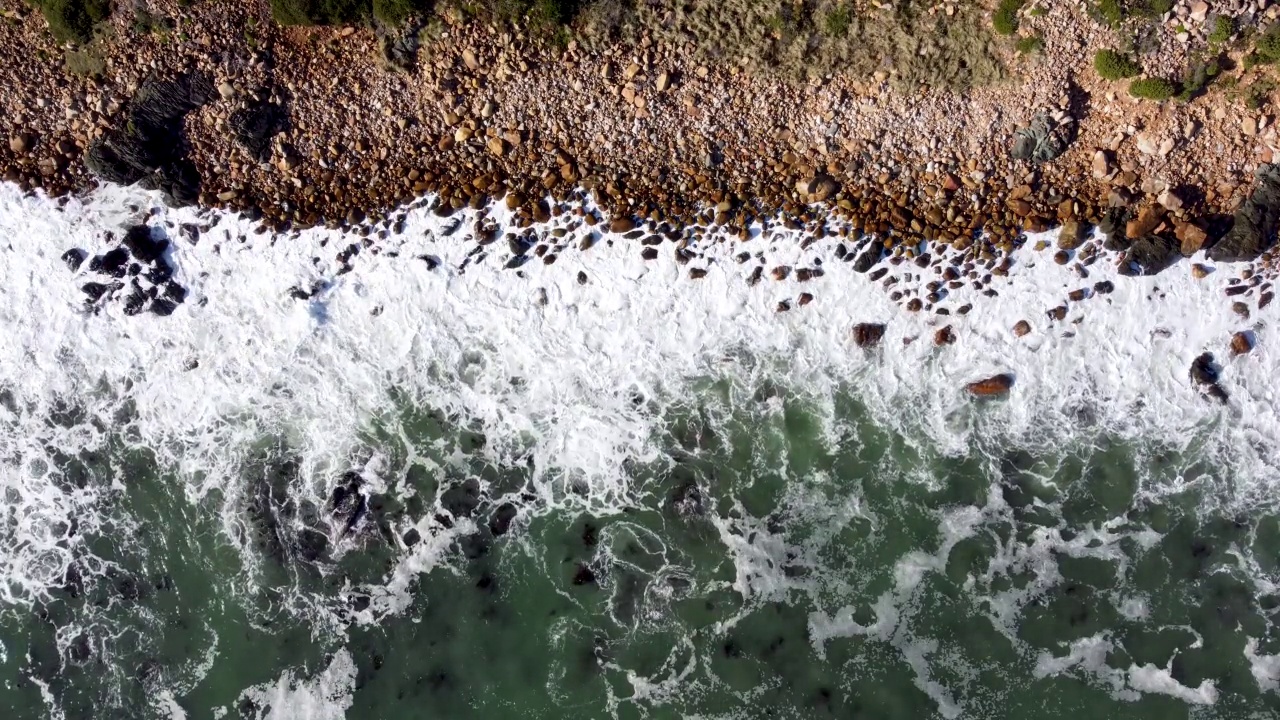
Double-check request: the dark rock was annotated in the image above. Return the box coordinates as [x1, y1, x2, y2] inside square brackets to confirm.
[641, 247, 658, 260]
[81, 282, 113, 303]
[1093, 280, 1115, 295]
[121, 225, 168, 263]
[1189, 352, 1228, 403]
[90, 248, 130, 278]
[84, 72, 214, 206]
[144, 259, 174, 285]
[162, 281, 187, 304]
[122, 284, 147, 316]
[853, 246, 882, 272]
[1209, 164, 1280, 262]
[572, 563, 596, 586]
[489, 502, 518, 536]
[61, 248, 87, 272]
[229, 100, 289, 162]
[852, 323, 886, 347]
[1125, 235, 1179, 275]
[150, 298, 177, 316]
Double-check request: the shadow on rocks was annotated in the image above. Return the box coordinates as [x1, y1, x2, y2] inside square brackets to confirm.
[1208, 163, 1280, 262]
[84, 72, 215, 206]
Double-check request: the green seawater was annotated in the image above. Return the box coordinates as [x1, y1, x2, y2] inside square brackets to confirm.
[4, 377, 1280, 720]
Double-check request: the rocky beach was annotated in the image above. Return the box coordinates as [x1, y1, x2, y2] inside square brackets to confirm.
[6, 2, 1280, 718]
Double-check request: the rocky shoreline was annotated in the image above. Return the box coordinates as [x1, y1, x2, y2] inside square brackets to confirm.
[6, 1, 1280, 317]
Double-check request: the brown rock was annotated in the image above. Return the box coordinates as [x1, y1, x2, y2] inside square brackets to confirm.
[1013, 320, 1032, 337]
[966, 374, 1015, 397]
[1191, 263, 1212, 279]
[1176, 222, 1208, 256]
[610, 217, 636, 233]
[1057, 221, 1084, 251]
[689, 268, 707, 279]
[798, 292, 814, 306]
[771, 266, 791, 281]
[1126, 205, 1166, 239]
[1231, 331, 1253, 355]
[852, 323, 886, 347]
[486, 137, 509, 157]
[1046, 306, 1067, 321]
[934, 326, 956, 346]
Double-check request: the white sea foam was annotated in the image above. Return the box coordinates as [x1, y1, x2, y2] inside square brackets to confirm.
[4, 181, 1280, 715]
[235, 649, 356, 720]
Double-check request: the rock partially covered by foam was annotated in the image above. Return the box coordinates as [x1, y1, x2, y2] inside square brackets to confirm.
[1189, 352, 1228, 403]
[852, 323, 886, 347]
[966, 374, 1015, 397]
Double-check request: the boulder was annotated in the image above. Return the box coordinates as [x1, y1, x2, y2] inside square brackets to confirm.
[1189, 352, 1228, 403]
[852, 323, 886, 347]
[966, 374, 1015, 397]
[1209, 164, 1280, 262]
[1125, 234, 1179, 275]
[61, 248, 87, 272]
[121, 225, 169, 263]
[609, 217, 636, 233]
[1176, 221, 1208, 256]
[1230, 332, 1254, 356]
[852, 245, 881, 272]
[1057, 220, 1084, 250]
[84, 72, 214, 206]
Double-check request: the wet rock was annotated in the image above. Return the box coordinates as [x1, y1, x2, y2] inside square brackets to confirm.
[689, 267, 708, 279]
[1209, 164, 1280, 262]
[121, 225, 169, 263]
[934, 326, 956, 346]
[966, 374, 1015, 397]
[81, 281, 113, 303]
[61, 248, 87, 271]
[489, 502, 518, 536]
[1013, 320, 1032, 337]
[852, 323, 886, 347]
[1057, 221, 1084, 251]
[610, 217, 635, 233]
[1177, 221, 1209, 256]
[1125, 235, 1179, 275]
[1230, 332, 1254, 356]
[90, 247, 130, 278]
[150, 297, 177, 316]
[1046, 306, 1067, 321]
[640, 247, 658, 260]
[1189, 352, 1228, 403]
[1191, 263, 1212, 279]
[852, 245, 881, 272]
[1093, 280, 1115, 294]
[122, 283, 147, 316]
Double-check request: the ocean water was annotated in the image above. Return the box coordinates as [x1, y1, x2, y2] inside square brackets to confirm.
[2, 181, 1280, 719]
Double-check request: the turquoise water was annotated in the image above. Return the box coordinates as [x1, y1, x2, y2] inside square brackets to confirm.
[4, 377, 1280, 719]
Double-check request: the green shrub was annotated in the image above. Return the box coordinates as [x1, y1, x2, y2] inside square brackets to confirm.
[1015, 35, 1043, 54]
[1096, 0, 1124, 26]
[1208, 15, 1234, 44]
[1094, 49, 1140, 80]
[824, 4, 851, 38]
[1178, 57, 1220, 102]
[1257, 24, 1280, 64]
[1140, 0, 1172, 16]
[269, 0, 367, 25]
[992, 0, 1023, 36]
[1129, 77, 1176, 100]
[372, 0, 431, 24]
[27, 0, 112, 43]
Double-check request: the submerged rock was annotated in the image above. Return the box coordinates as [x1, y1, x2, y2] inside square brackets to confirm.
[966, 374, 1015, 397]
[61, 248, 87, 272]
[1230, 332, 1254, 356]
[1209, 163, 1280, 262]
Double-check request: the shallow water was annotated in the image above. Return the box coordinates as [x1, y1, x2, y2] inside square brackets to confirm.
[1, 183, 1279, 719]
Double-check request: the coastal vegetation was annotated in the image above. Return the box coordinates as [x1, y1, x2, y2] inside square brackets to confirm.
[25, 0, 111, 43]
[1094, 49, 1141, 80]
[1129, 76, 1176, 100]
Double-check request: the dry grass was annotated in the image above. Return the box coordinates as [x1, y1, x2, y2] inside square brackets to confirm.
[577, 0, 1005, 90]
